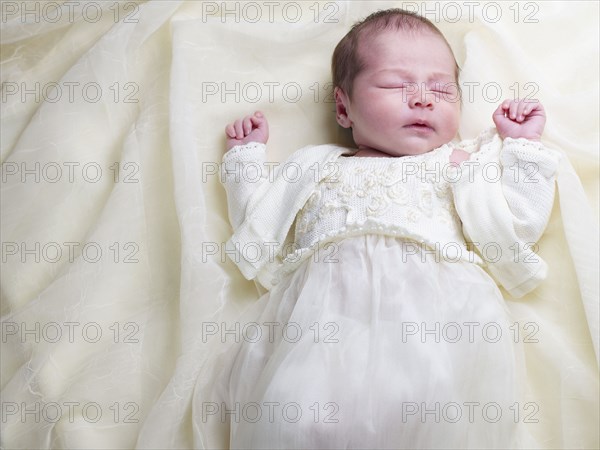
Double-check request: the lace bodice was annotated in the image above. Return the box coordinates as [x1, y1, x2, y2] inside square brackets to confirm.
[286, 144, 482, 269]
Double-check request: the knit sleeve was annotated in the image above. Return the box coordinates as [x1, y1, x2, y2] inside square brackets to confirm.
[498, 137, 561, 243]
[450, 136, 562, 297]
[220, 142, 268, 231]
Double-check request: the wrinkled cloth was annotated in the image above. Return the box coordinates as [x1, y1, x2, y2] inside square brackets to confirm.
[1, 1, 598, 449]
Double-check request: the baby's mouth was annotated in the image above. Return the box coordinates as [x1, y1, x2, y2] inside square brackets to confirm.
[404, 122, 434, 131]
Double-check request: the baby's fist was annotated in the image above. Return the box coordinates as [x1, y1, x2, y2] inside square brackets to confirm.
[225, 111, 269, 151]
[492, 99, 546, 141]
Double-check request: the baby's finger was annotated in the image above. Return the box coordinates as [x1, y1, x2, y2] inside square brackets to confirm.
[516, 101, 529, 121]
[525, 99, 542, 115]
[225, 123, 237, 138]
[234, 119, 245, 139]
[250, 113, 265, 127]
[243, 117, 253, 135]
[508, 100, 519, 120]
[492, 103, 507, 121]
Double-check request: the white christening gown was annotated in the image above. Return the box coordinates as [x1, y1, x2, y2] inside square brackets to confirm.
[203, 136, 559, 449]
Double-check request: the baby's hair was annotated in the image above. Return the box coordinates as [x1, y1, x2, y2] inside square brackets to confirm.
[332, 8, 461, 101]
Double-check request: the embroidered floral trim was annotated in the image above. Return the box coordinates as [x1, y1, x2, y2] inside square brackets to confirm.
[276, 220, 484, 283]
[222, 142, 266, 163]
[309, 151, 456, 225]
[503, 137, 546, 152]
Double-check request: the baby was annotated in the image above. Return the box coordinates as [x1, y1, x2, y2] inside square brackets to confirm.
[217, 8, 559, 449]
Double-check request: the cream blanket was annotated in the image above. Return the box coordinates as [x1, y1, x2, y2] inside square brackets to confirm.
[1, 1, 598, 448]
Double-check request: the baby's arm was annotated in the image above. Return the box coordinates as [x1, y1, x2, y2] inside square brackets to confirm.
[221, 111, 270, 230]
[493, 99, 555, 243]
[451, 100, 560, 296]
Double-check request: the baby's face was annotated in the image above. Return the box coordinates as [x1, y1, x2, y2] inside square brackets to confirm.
[336, 28, 461, 156]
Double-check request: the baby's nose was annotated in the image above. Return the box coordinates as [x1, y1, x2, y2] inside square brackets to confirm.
[409, 90, 433, 108]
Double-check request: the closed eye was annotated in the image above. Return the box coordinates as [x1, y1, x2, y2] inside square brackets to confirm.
[379, 82, 418, 90]
[430, 82, 459, 95]
[379, 84, 408, 89]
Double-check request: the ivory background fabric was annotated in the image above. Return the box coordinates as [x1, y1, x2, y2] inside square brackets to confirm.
[1, 1, 598, 449]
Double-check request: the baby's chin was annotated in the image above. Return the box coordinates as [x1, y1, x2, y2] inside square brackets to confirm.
[381, 138, 449, 157]
[354, 131, 454, 157]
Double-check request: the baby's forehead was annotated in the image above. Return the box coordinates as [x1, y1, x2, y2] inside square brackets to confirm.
[357, 27, 456, 71]
[359, 26, 445, 48]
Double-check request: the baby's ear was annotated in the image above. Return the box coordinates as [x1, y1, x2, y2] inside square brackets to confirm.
[334, 87, 352, 128]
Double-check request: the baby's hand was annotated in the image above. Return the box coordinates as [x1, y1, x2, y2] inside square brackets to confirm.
[492, 99, 546, 141]
[225, 111, 269, 151]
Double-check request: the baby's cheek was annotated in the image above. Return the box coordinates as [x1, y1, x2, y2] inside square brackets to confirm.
[440, 103, 461, 137]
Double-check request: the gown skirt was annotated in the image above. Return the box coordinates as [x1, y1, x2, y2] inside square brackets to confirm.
[208, 234, 526, 449]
